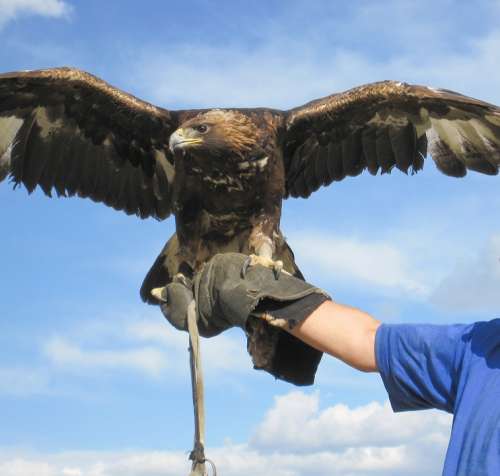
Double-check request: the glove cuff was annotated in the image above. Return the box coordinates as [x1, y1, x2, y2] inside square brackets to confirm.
[248, 293, 330, 385]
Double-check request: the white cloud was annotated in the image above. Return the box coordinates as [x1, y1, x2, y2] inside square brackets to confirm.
[0, 0, 71, 29]
[43, 336, 168, 378]
[431, 234, 500, 313]
[0, 458, 54, 476]
[289, 232, 431, 297]
[252, 392, 451, 452]
[0, 392, 452, 476]
[0, 366, 50, 396]
[128, 319, 251, 373]
[0, 445, 442, 476]
[40, 314, 251, 380]
[285, 217, 500, 310]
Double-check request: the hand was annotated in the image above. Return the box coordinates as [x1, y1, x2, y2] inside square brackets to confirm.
[194, 252, 330, 334]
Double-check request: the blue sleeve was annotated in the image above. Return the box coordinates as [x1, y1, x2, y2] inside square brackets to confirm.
[375, 323, 470, 413]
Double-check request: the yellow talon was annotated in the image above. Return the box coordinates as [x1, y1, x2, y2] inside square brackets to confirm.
[241, 254, 285, 279]
[151, 287, 166, 302]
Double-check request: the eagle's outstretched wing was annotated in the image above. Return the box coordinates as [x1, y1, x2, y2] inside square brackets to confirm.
[283, 81, 500, 198]
[0, 67, 184, 219]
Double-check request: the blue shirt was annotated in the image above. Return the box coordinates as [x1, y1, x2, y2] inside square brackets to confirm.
[376, 320, 500, 476]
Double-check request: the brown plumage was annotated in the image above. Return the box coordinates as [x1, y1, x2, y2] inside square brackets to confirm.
[2, 68, 500, 304]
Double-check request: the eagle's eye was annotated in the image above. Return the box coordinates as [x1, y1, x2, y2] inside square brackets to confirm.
[194, 124, 208, 134]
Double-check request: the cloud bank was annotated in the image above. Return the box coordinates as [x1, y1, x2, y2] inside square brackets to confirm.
[0, 391, 452, 476]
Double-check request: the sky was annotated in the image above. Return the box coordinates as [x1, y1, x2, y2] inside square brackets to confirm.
[1, 0, 500, 475]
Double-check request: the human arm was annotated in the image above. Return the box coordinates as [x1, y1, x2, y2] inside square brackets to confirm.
[288, 300, 381, 373]
[279, 295, 467, 412]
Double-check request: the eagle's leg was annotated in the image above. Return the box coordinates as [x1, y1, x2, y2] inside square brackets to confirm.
[242, 234, 285, 279]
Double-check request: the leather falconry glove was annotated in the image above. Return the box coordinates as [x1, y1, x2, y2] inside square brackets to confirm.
[194, 252, 330, 333]
[154, 252, 331, 385]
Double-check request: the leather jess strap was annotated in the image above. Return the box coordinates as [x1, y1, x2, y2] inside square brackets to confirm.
[186, 301, 217, 476]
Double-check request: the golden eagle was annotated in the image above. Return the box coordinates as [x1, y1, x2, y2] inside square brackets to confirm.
[1, 68, 500, 381]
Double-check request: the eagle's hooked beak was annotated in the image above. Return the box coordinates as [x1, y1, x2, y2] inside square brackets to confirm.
[169, 129, 203, 153]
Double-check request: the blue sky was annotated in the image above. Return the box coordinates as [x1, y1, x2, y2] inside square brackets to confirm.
[1, 1, 500, 475]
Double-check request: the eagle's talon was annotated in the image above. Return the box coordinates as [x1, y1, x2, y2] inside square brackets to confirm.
[273, 260, 283, 280]
[241, 254, 284, 280]
[151, 286, 167, 303]
[173, 272, 190, 288]
[241, 256, 252, 278]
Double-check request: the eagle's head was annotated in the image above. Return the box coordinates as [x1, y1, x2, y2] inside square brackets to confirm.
[169, 110, 264, 163]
